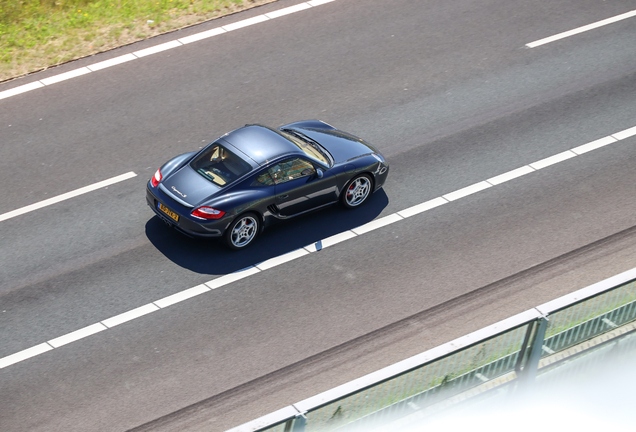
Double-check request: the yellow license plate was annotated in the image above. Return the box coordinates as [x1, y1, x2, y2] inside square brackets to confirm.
[158, 202, 179, 222]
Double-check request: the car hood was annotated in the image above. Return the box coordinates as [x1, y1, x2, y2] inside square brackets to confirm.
[291, 127, 378, 163]
[162, 165, 221, 206]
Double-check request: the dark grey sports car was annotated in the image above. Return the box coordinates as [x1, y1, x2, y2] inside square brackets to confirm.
[146, 121, 389, 249]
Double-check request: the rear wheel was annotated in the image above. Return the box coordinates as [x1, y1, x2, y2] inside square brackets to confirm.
[225, 213, 260, 250]
[341, 174, 372, 209]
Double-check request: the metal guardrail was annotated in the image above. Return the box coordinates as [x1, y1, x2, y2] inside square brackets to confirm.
[227, 267, 636, 432]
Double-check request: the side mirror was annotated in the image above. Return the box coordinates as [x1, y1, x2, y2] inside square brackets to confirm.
[316, 168, 324, 179]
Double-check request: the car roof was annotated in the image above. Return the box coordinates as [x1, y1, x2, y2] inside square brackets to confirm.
[222, 125, 302, 166]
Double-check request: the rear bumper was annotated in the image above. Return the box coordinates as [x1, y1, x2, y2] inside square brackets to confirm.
[146, 182, 226, 238]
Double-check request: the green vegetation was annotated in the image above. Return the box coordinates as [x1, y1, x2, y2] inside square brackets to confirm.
[0, 0, 274, 81]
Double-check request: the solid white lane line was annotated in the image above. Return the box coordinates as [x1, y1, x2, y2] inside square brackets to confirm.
[397, 197, 448, 219]
[443, 181, 491, 201]
[0, 81, 45, 100]
[526, 9, 636, 48]
[571, 136, 618, 155]
[530, 150, 577, 170]
[2, 124, 634, 370]
[178, 27, 227, 44]
[102, 304, 159, 328]
[304, 230, 357, 252]
[87, 54, 137, 72]
[613, 125, 636, 141]
[133, 40, 183, 58]
[0, 171, 137, 223]
[266, 3, 312, 19]
[0, 343, 53, 369]
[48, 323, 108, 348]
[40, 67, 92, 85]
[352, 213, 403, 235]
[487, 166, 535, 186]
[256, 249, 309, 271]
[154, 285, 210, 308]
[222, 14, 270, 32]
[205, 266, 261, 289]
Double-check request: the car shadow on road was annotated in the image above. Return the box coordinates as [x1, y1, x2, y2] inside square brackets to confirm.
[145, 190, 389, 275]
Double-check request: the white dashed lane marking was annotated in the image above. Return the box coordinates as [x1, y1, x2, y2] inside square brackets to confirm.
[526, 9, 636, 48]
[2, 124, 635, 370]
[0, 172, 137, 223]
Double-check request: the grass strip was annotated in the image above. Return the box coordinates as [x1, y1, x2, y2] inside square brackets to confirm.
[0, 0, 276, 82]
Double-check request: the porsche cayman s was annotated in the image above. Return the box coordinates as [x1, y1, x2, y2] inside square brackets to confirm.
[146, 121, 389, 249]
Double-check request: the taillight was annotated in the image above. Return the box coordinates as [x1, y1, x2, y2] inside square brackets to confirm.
[192, 206, 225, 220]
[151, 168, 162, 187]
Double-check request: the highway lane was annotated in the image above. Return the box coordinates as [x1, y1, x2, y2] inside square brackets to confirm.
[1, 0, 636, 430]
[2, 0, 634, 210]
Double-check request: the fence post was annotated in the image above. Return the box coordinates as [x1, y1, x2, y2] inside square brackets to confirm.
[291, 412, 307, 432]
[520, 314, 549, 386]
[515, 322, 534, 375]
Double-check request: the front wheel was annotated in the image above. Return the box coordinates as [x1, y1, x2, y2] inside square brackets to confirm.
[225, 213, 260, 250]
[341, 174, 372, 209]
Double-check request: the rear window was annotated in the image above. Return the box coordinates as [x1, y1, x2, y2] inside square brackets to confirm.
[280, 130, 332, 166]
[190, 143, 252, 186]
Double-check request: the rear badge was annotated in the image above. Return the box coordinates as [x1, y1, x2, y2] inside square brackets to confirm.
[171, 186, 187, 198]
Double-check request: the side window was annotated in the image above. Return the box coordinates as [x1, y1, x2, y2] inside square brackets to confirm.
[269, 158, 315, 185]
[255, 170, 275, 186]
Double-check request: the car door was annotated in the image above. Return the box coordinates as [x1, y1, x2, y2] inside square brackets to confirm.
[269, 157, 338, 217]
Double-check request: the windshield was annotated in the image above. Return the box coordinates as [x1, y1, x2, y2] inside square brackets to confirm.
[190, 143, 252, 186]
[280, 130, 332, 167]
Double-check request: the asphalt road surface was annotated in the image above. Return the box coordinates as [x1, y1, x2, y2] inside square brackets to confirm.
[1, 0, 635, 430]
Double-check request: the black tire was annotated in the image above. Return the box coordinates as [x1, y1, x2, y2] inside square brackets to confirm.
[341, 174, 373, 209]
[225, 212, 260, 250]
